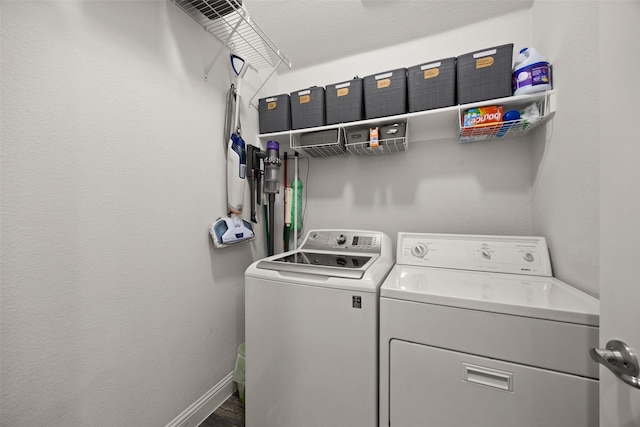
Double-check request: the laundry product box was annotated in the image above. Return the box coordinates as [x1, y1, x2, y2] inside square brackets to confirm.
[407, 57, 456, 112]
[258, 94, 291, 134]
[456, 43, 514, 104]
[325, 78, 364, 125]
[290, 86, 326, 130]
[363, 68, 407, 119]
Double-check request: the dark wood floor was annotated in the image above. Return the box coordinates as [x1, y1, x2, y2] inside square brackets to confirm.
[200, 391, 245, 427]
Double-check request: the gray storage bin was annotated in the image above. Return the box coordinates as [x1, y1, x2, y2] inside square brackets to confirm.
[346, 127, 369, 145]
[258, 94, 291, 134]
[380, 122, 406, 140]
[456, 44, 513, 104]
[299, 129, 339, 147]
[325, 78, 364, 125]
[363, 68, 407, 119]
[290, 87, 326, 130]
[407, 57, 456, 112]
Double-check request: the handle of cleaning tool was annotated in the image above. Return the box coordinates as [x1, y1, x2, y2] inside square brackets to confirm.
[230, 54, 247, 78]
[283, 152, 289, 251]
[284, 187, 292, 252]
[247, 145, 258, 223]
[227, 133, 247, 215]
[292, 152, 302, 249]
[292, 177, 303, 233]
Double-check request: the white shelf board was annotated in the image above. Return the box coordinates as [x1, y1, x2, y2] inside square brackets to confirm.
[258, 91, 556, 147]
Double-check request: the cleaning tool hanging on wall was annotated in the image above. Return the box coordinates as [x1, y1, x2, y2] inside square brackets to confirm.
[291, 152, 303, 249]
[209, 52, 255, 248]
[247, 145, 264, 224]
[283, 152, 291, 252]
[263, 141, 281, 256]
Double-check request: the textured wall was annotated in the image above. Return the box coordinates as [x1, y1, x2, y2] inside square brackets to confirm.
[530, 2, 600, 296]
[1, 2, 263, 426]
[276, 11, 537, 253]
[276, 6, 600, 296]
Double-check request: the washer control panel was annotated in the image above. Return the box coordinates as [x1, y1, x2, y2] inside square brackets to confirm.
[301, 230, 383, 254]
[398, 233, 552, 276]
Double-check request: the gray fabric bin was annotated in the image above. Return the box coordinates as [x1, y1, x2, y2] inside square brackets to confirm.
[258, 94, 291, 133]
[456, 44, 513, 104]
[325, 78, 364, 125]
[291, 87, 326, 130]
[407, 57, 456, 112]
[363, 68, 407, 119]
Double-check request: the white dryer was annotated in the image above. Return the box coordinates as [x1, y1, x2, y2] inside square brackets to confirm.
[245, 229, 394, 427]
[379, 233, 600, 427]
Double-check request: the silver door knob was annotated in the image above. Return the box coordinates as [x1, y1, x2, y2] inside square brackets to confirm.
[590, 339, 640, 389]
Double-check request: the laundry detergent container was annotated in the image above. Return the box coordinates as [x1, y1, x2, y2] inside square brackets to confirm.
[364, 68, 407, 119]
[325, 78, 364, 125]
[456, 44, 513, 104]
[407, 57, 456, 112]
[290, 86, 326, 130]
[258, 94, 291, 134]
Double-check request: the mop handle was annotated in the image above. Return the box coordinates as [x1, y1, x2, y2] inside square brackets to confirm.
[283, 152, 288, 251]
[234, 77, 242, 134]
[293, 152, 298, 250]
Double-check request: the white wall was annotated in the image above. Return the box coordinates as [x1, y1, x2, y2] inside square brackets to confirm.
[1, 2, 264, 426]
[275, 4, 600, 296]
[529, 1, 599, 296]
[276, 10, 538, 252]
[0, 2, 602, 426]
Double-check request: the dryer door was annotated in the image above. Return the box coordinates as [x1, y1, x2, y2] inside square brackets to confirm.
[389, 340, 598, 427]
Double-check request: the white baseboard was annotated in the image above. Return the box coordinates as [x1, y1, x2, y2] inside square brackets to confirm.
[165, 371, 236, 427]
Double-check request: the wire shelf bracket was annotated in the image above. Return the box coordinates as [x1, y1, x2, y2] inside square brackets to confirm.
[172, 0, 292, 107]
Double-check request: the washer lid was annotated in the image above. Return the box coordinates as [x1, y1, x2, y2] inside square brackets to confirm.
[257, 251, 375, 279]
[381, 265, 599, 326]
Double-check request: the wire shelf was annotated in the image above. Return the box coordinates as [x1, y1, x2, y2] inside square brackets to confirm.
[173, 0, 291, 71]
[346, 136, 408, 156]
[291, 128, 346, 158]
[458, 93, 552, 143]
[458, 117, 546, 142]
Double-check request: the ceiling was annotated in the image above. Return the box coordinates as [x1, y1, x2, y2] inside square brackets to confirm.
[246, 0, 534, 72]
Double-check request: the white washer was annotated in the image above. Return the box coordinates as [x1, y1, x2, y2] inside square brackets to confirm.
[245, 229, 394, 427]
[379, 233, 600, 427]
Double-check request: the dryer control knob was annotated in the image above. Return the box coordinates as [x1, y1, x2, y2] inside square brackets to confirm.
[411, 243, 428, 258]
[336, 234, 347, 245]
[523, 252, 535, 262]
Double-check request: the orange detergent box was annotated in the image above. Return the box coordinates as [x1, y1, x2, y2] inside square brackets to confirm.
[460, 106, 504, 141]
[462, 106, 504, 127]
